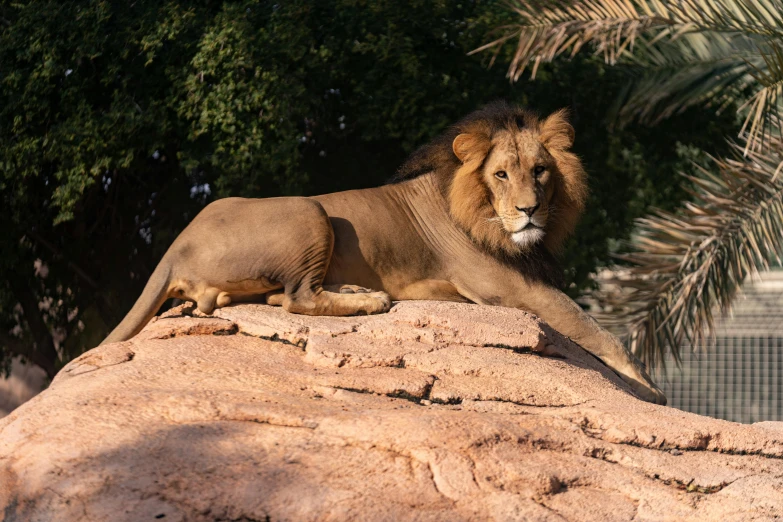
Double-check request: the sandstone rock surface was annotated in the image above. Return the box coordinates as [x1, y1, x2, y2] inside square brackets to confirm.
[1, 301, 783, 521]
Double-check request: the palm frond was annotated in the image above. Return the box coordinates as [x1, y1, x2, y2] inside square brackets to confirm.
[614, 32, 762, 124]
[478, 0, 783, 152]
[738, 41, 783, 153]
[678, 0, 783, 37]
[596, 130, 783, 368]
[470, 0, 678, 80]
[478, 0, 783, 79]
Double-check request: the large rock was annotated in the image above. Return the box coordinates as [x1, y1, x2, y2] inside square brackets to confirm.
[1, 301, 782, 521]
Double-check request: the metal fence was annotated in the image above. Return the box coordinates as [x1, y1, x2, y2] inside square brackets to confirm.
[653, 336, 783, 424]
[645, 269, 783, 423]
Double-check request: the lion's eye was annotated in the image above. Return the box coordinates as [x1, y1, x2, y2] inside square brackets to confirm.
[495, 171, 508, 180]
[534, 166, 546, 177]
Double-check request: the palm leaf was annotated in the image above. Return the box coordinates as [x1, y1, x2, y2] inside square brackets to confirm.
[597, 130, 783, 368]
[478, 0, 783, 152]
[470, 0, 678, 79]
[738, 41, 783, 153]
[614, 32, 763, 125]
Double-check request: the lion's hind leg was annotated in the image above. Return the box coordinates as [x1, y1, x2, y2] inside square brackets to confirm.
[266, 284, 391, 315]
[283, 286, 391, 316]
[324, 284, 374, 294]
[196, 287, 232, 314]
[260, 200, 391, 316]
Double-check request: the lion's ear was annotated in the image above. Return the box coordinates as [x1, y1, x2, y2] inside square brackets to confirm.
[540, 109, 575, 151]
[452, 133, 490, 163]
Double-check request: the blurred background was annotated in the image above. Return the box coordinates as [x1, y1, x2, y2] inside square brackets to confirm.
[2, 0, 782, 422]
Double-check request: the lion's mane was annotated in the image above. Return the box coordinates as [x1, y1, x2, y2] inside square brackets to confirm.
[392, 101, 588, 287]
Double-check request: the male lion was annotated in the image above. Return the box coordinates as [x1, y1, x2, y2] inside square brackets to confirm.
[103, 102, 666, 404]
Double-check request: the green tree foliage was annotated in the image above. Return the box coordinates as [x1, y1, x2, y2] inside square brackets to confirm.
[0, 0, 736, 377]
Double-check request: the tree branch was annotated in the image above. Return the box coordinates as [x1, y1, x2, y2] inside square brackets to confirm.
[7, 278, 59, 379]
[27, 229, 99, 289]
[26, 229, 120, 325]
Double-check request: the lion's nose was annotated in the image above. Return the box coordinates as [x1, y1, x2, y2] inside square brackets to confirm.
[515, 203, 539, 216]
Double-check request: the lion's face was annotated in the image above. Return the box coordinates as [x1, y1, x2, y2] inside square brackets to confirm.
[479, 128, 557, 250]
[448, 108, 587, 257]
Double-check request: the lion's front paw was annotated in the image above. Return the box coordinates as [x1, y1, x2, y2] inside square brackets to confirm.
[626, 376, 667, 405]
[614, 358, 667, 405]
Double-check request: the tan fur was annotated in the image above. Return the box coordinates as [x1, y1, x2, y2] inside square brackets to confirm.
[102, 102, 665, 405]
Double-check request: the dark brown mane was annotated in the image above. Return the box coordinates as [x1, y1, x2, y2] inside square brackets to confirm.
[391, 101, 540, 184]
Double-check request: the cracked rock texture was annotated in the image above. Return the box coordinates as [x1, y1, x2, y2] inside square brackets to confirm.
[2, 301, 783, 521]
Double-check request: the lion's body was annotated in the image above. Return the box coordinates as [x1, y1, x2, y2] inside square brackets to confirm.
[102, 102, 666, 404]
[316, 183, 443, 297]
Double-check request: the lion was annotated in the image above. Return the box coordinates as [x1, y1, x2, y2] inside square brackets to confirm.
[102, 101, 666, 404]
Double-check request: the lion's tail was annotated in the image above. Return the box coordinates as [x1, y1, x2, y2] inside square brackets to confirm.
[101, 261, 172, 345]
